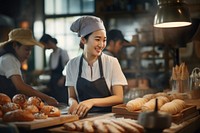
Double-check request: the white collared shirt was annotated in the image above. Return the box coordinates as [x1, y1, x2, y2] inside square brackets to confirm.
[65, 53, 128, 91]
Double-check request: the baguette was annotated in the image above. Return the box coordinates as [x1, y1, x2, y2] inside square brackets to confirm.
[83, 121, 94, 133]
[74, 121, 83, 131]
[102, 119, 125, 133]
[93, 119, 108, 133]
[105, 123, 122, 133]
[63, 122, 76, 131]
[111, 119, 140, 133]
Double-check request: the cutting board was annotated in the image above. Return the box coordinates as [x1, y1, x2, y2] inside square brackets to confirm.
[9, 114, 79, 130]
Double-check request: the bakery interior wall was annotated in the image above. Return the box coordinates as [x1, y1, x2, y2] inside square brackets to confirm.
[0, 0, 200, 91]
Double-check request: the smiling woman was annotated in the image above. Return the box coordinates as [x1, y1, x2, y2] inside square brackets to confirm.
[65, 16, 128, 118]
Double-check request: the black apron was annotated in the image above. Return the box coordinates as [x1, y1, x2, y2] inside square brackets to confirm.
[0, 75, 18, 98]
[47, 52, 68, 103]
[76, 55, 111, 113]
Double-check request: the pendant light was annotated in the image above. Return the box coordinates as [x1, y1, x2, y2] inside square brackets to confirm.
[154, 0, 191, 28]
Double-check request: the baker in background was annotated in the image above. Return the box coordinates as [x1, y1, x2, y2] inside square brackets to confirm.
[103, 29, 129, 57]
[66, 16, 128, 118]
[0, 28, 58, 106]
[40, 34, 69, 103]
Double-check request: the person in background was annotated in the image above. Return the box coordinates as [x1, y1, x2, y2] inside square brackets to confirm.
[0, 28, 58, 105]
[66, 16, 128, 118]
[40, 34, 69, 103]
[103, 29, 129, 57]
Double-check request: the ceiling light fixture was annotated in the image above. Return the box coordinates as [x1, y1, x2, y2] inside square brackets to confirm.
[154, 0, 191, 28]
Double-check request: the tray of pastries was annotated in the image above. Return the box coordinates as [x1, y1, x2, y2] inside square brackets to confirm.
[0, 93, 78, 130]
[112, 92, 199, 124]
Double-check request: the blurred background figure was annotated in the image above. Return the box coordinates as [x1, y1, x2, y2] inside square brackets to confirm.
[40, 34, 69, 103]
[104, 29, 130, 57]
[0, 28, 58, 105]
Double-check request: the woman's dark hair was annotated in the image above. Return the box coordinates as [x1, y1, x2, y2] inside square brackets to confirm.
[79, 33, 92, 49]
[0, 41, 22, 56]
[40, 34, 57, 45]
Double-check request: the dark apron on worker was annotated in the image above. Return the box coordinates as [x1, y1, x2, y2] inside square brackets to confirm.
[0, 76, 18, 98]
[76, 55, 112, 113]
[48, 53, 68, 103]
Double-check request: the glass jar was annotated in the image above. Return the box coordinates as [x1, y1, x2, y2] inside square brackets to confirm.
[171, 78, 190, 93]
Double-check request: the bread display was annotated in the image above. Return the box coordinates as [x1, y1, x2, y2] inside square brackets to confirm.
[0, 93, 61, 122]
[126, 92, 187, 115]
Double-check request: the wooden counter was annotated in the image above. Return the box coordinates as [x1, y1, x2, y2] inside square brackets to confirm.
[47, 113, 200, 133]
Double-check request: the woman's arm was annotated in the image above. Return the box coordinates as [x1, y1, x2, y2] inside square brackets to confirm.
[10, 75, 58, 105]
[75, 85, 123, 118]
[68, 86, 78, 114]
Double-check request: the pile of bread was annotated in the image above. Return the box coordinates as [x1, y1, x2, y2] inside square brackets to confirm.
[126, 92, 187, 115]
[64, 117, 144, 133]
[0, 93, 60, 122]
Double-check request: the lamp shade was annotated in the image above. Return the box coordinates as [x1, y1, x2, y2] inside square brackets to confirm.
[154, 0, 191, 28]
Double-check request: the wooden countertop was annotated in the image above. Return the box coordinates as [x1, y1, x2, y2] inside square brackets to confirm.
[47, 113, 200, 133]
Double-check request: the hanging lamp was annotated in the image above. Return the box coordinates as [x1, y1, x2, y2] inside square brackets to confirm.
[154, 0, 191, 28]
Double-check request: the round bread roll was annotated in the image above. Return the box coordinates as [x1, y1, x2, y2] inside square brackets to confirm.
[27, 96, 44, 110]
[0, 93, 11, 105]
[3, 109, 34, 122]
[2, 102, 21, 114]
[40, 105, 61, 117]
[34, 112, 48, 119]
[141, 98, 165, 112]
[24, 105, 39, 114]
[12, 94, 27, 108]
[126, 98, 148, 111]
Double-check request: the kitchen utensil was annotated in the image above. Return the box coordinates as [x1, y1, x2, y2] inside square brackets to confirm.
[138, 98, 171, 133]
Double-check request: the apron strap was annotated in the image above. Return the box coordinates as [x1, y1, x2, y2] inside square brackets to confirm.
[78, 54, 104, 78]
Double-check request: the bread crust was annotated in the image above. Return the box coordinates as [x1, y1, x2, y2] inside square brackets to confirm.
[3, 109, 34, 122]
[0, 93, 11, 105]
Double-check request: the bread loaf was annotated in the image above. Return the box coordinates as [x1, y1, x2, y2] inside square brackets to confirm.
[160, 99, 186, 115]
[126, 98, 148, 111]
[141, 98, 165, 112]
[3, 109, 34, 122]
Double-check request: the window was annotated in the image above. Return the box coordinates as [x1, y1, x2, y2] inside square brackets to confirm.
[43, 0, 95, 63]
[45, 0, 94, 15]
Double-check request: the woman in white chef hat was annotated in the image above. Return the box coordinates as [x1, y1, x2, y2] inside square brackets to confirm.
[66, 16, 128, 118]
[0, 28, 58, 105]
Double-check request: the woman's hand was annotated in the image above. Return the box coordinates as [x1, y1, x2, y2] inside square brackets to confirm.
[75, 100, 94, 118]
